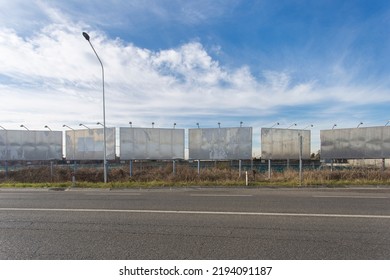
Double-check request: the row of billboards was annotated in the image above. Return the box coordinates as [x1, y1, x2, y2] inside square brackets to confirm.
[0, 127, 253, 161]
[1, 126, 390, 161]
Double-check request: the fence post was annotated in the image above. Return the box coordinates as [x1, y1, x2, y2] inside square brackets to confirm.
[50, 161, 54, 182]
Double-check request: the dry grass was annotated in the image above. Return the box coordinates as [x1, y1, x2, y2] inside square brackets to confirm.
[1, 164, 390, 187]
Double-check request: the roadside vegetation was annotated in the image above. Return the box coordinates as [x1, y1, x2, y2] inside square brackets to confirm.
[1, 164, 390, 188]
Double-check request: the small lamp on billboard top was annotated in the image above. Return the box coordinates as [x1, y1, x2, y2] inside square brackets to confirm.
[63, 124, 74, 130]
[303, 124, 313, 130]
[79, 123, 91, 130]
[287, 123, 297, 129]
[20, 124, 29, 131]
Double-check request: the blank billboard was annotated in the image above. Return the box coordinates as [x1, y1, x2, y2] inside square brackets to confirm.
[321, 126, 390, 159]
[189, 127, 252, 160]
[261, 128, 311, 160]
[120, 128, 185, 160]
[0, 130, 62, 160]
[65, 128, 115, 160]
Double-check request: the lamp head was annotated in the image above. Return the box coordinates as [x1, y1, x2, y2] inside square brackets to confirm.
[82, 32, 90, 41]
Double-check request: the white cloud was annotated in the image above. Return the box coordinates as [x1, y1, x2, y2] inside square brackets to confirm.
[1, 1, 390, 158]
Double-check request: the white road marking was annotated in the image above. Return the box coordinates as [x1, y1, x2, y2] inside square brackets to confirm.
[1, 208, 389, 219]
[190, 194, 253, 197]
[313, 195, 389, 199]
[84, 193, 141, 196]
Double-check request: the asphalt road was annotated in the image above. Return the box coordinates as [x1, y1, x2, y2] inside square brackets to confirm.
[1, 186, 390, 260]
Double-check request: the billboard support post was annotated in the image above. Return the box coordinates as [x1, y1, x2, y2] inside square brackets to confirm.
[268, 159, 271, 179]
[299, 135, 303, 186]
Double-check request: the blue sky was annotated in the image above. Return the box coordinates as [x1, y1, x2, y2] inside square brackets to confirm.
[1, 0, 390, 157]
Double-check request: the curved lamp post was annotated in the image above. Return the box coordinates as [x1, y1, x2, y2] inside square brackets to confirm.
[83, 32, 107, 183]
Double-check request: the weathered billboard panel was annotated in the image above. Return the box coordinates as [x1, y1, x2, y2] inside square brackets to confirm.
[65, 128, 115, 160]
[189, 127, 252, 160]
[321, 126, 390, 159]
[120, 128, 185, 160]
[0, 130, 62, 160]
[261, 128, 311, 160]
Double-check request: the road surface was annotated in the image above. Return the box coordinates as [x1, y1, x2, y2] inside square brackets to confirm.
[1, 186, 389, 259]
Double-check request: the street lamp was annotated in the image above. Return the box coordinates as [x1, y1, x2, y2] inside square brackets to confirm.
[44, 125, 52, 131]
[152, 122, 155, 128]
[240, 121, 243, 127]
[83, 31, 107, 183]
[79, 123, 91, 129]
[218, 122, 221, 128]
[129, 122, 132, 128]
[20, 124, 29, 131]
[385, 120, 390, 126]
[357, 122, 363, 128]
[173, 123, 176, 129]
[0, 125, 6, 130]
[196, 123, 200, 128]
[303, 124, 314, 130]
[96, 122, 104, 127]
[271, 122, 279, 128]
[332, 124, 337, 129]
